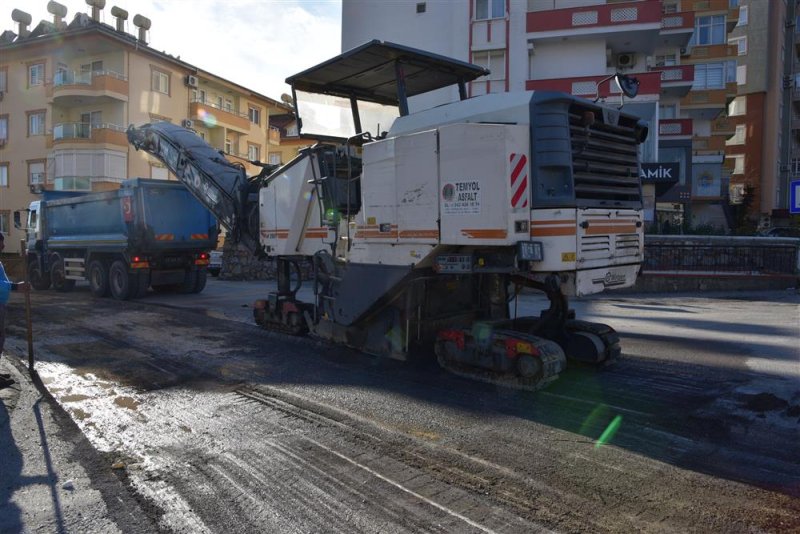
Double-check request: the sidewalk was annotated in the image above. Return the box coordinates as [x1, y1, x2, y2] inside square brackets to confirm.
[0, 352, 158, 534]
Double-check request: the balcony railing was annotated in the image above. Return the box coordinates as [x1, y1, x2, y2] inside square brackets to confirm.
[52, 122, 126, 141]
[526, 0, 661, 33]
[661, 11, 694, 31]
[655, 65, 694, 84]
[190, 97, 249, 119]
[53, 69, 127, 86]
[659, 119, 693, 137]
[526, 71, 661, 98]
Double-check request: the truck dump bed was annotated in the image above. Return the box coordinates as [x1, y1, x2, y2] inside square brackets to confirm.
[43, 179, 217, 253]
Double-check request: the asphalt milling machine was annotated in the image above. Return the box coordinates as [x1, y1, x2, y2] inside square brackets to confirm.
[127, 41, 649, 391]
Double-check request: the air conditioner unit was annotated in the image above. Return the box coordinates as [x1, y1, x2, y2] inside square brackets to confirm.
[181, 119, 194, 129]
[615, 53, 636, 70]
[30, 184, 43, 194]
[679, 47, 688, 56]
[185, 74, 198, 88]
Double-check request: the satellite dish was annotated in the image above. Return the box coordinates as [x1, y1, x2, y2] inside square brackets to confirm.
[615, 74, 640, 99]
[280, 93, 293, 105]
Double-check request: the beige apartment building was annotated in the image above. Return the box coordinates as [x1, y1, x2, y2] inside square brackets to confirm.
[0, 2, 295, 246]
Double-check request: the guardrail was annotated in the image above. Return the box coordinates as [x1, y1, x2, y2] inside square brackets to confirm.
[53, 69, 127, 86]
[643, 236, 799, 275]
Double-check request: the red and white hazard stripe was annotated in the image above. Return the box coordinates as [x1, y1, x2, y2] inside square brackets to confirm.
[509, 153, 529, 209]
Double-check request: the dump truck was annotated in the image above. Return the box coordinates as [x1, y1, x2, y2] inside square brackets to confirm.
[127, 41, 647, 390]
[16, 178, 218, 299]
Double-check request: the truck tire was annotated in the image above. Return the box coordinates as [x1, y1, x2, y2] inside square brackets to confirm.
[89, 260, 109, 297]
[109, 260, 134, 301]
[50, 259, 76, 292]
[178, 270, 198, 294]
[29, 261, 51, 291]
[193, 269, 207, 293]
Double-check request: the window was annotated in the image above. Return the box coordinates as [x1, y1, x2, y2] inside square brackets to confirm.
[80, 60, 103, 74]
[729, 0, 739, 7]
[0, 115, 7, 142]
[224, 99, 233, 113]
[0, 163, 7, 187]
[247, 144, 260, 161]
[475, 50, 504, 84]
[726, 59, 737, 83]
[727, 124, 745, 145]
[662, 3, 678, 14]
[659, 104, 677, 119]
[693, 63, 725, 90]
[248, 106, 261, 125]
[692, 15, 726, 45]
[737, 5, 748, 26]
[655, 54, 677, 67]
[475, 0, 504, 20]
[730, 154, 745, 174]
[28, 161, 45, 185]
[224, 139, 232, 154]
[81, 111, 102, 128]
[416, 2, 426, 14]
[729, 96, 746, 116]
[0, 211, 8, 235]
[151, 69, 169, 94]
[0, 67, 7, 93]
[792, 158, 800, 174]
[29, 63, 44, 87]
[736, 65, 747, 85]
[269, 152, 281, 165]
[729, 36, 747, 55]
[28, 111, 46, 136]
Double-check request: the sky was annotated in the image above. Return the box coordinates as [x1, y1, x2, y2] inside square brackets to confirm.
[9, 0, 343, 99]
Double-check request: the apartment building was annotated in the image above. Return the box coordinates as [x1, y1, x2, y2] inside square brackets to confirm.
[724, 0, 789, 227]
[0, 1, 292, 245]
[342, 0, 742, 231]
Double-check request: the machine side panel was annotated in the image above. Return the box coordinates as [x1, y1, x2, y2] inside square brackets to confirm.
[395, 130, 440, 246]
[438, 123, 528, 246]
[357, 138, 398, 244]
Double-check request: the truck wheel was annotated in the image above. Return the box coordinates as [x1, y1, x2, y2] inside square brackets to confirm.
[29, 261, 51, 291]
[193, 269, 207, 293]
[178, 270, 198, 294]
[109, 260, 133, 301]
[89, 260, 109, 297]
[50, 259, 76, 292]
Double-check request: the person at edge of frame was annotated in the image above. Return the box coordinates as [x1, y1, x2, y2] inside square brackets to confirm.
[0, 232, 31, 388]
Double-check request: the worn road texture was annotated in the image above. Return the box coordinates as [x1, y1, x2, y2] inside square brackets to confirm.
[4, 288, 799, 533]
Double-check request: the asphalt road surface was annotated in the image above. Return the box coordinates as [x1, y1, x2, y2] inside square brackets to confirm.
[4, 279, 799, 533]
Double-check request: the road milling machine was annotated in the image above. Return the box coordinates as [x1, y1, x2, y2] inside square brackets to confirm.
[128, 41, 648, 390]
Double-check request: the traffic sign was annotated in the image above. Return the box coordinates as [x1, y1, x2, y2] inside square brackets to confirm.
[791, 180, 800, 214]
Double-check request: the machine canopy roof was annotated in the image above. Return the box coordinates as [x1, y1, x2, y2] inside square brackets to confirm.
[285, 40, 489, 106]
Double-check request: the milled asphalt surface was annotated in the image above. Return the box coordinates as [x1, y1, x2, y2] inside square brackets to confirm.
[0, 280, 798, 533]
[0, 355, 159, 534]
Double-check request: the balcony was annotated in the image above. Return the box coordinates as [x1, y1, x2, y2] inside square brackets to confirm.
[48, 70, 128, 105]
[660, 11, 695, 49]
[686, 0, 738, 31]
[680, 82, 738, 120]
[792, 115, 800, 131]
[526, 71, 661, 98]
[654, 65, 694, 98]
[711, 116, 736, 137]
[659, 119, 693, 138]
[692, 134, 727, 153]
[526, 0, 662, 55]
[686, 43, 738, 61]
[268, 126, 281, 145]
[189, 99, 250, 133]
[52, 122, 128, 148]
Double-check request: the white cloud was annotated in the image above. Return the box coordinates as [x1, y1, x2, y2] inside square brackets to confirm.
[11, 0, 342, 98]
